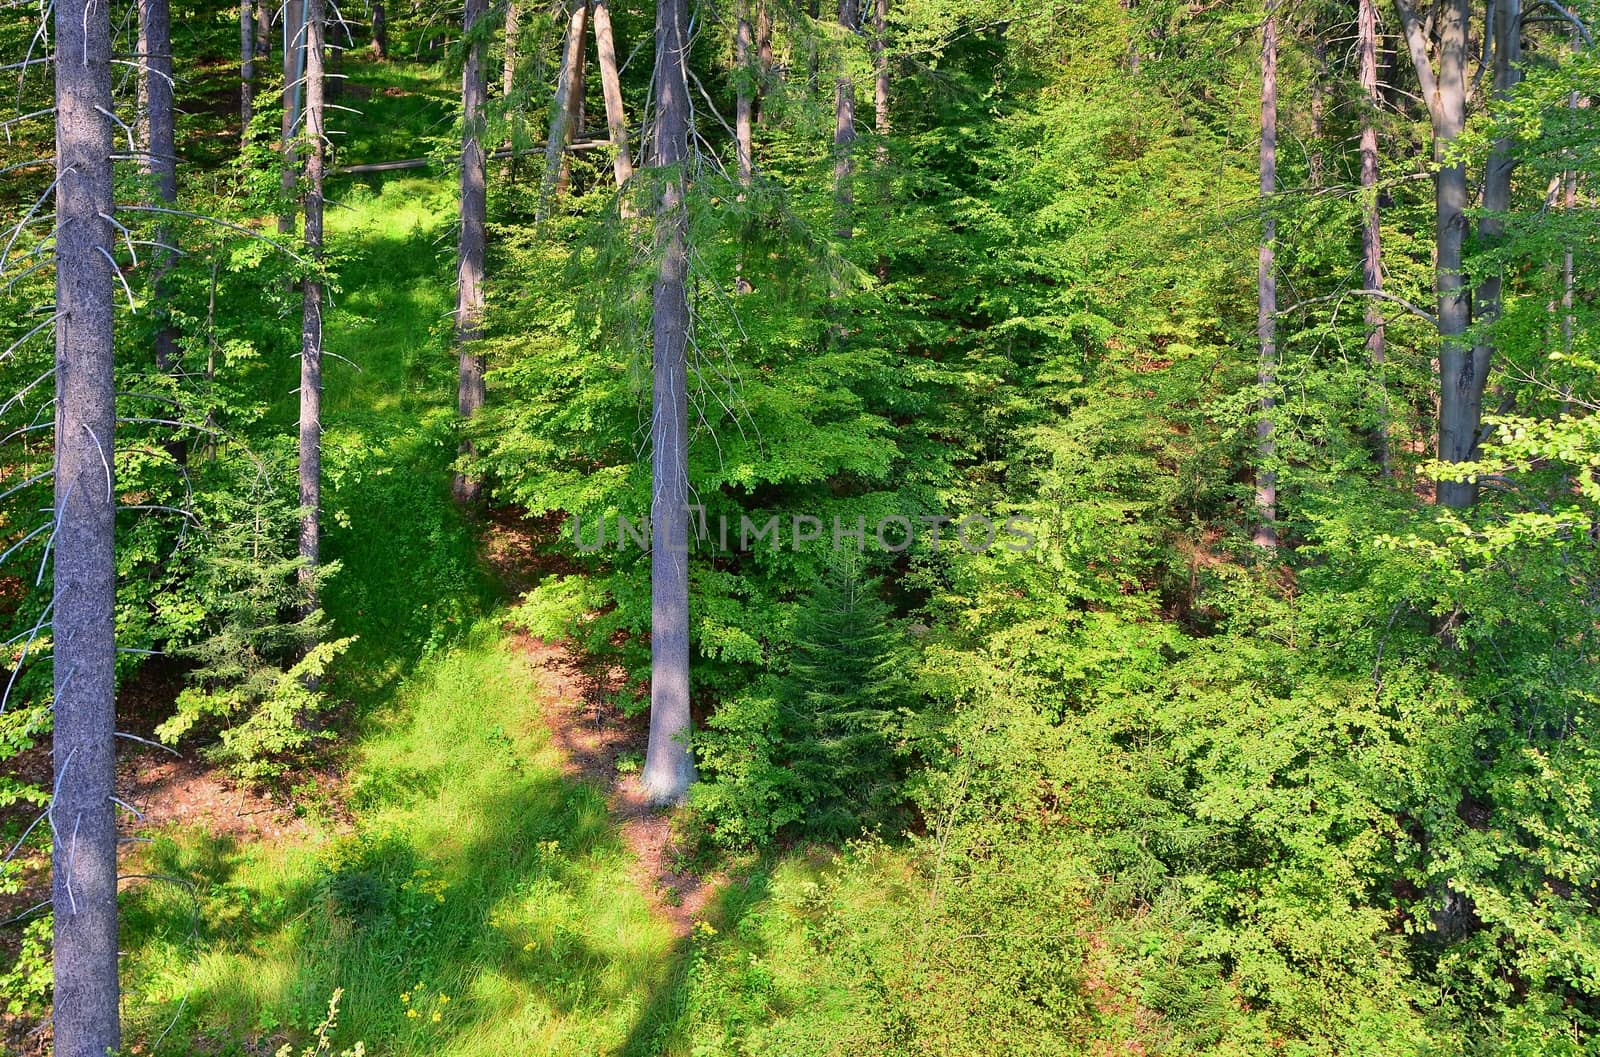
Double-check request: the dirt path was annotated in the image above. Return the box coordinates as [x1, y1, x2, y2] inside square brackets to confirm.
[509, 629, 719, 937]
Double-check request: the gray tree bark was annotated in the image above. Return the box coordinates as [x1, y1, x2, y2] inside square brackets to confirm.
[140, 0, 179, 371]
[242, 0, 256, 141]
[872, 0, 888, 152]
[592, 0, 634, 192]
[1395, 0, 1472, 507]
[1359, 0, 1387, 468]
[640, 0, 696, 805]
[256, 0, 272, 61]
[1469, 0, 1521, 453]
[504, 1, 520, 96]
[1253, 0, 1278, 549]
[833, 0, 858, 239]
[51, 0, 121, 1051]
[280, 0, 306, 236]
[299, 0, 326, 595]
[453, 0, 489, 505]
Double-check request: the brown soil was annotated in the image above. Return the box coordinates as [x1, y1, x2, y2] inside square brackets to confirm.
[510, 629, 720, 937]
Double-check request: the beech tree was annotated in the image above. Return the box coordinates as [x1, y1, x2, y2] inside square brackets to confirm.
[453, 0, 490, 504]
[51, 0, 121, 1050]
[593, 0, 634, 195]
[540, 0, 590, 213]
[640, 0, 696, 805]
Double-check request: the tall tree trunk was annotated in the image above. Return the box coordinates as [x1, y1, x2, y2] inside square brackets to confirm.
[504, 1, 520, 96]
[560, 4, 587, 193]
[1562, 79, 1578, 354]
[592, 0, 633, 192]
[1309, 33, 1325, 189]
[242, 0, 256, 141]
[52, 0, 121, 1051]
[756, 0, 774, 121]
[1254, 0, 1277, 549]
[1359, 0, 1386, 469]
[1469, 0, 1521, 452]
[454, 0, 489, 504]
[539, 0, 589, 218]
[256, 0, 272, 62]
[640, 0, 696, 805]
[735, 0, 754, 188]
[872, 0, 888, 153]
[1396, 0, 1472, 507]
[833, 0, 858, 239]
[280, 0, 305, 236]
[140, 0, 178, 372]
[371, 0, 388, 58]
[299, 0, 325, 596]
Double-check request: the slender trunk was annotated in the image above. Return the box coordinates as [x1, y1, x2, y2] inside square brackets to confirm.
[140, 0, 178, 371]
[1254, 0, 1277, 548]
[299, 0, 325, 596]
[1359, 0, 1387, 468]
[243, 0, 256, 141]
[1563, 82, 1577, 353]
[504, 1, 520, 96]
[371, 0, 387, 58]
[280, 0, 305, 236]
[1396, 0, 1473, 506]
[256, 0, 272, 61]
[592, 0, 633, 192]
[756, 0, 773, 121]
[735, 0, 754, 188]
[454, 0, 490, 504]
[52, 0, 121, 1051]
[641, 0, 696, 805]
[1469, 0, 1520, 460]
[539, 0, 589, 218]
[560, 4, 588, 194]
[872, 0, 888, 150]
[833, 0, 858, 239]
[1309, 34, 1325, 188]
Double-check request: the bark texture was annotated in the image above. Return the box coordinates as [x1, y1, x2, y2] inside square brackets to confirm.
[1254, 0, 1278, 549]
[371, 0, 388, 58]
[1395, 0, 1472, 506]
[539, 0, 590, 217]
[298, 0, 325, 594]
[640, 0, 696, 805]
[280, 0, 305, 236]
[454, 0, 490, 504]
[52, 0, 121, 1051]
[735, 0, 754, 188]
[833, 0, 858, 238]
[592, 0, 634, 192]
[1359, 0, 1386, 467]
[242, 0, 256, 140]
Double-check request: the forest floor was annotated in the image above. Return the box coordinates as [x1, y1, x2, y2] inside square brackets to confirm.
[8, 58, 749, 1057]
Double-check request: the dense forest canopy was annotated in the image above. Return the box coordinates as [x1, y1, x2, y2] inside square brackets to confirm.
[1, 0, 1598, 1052]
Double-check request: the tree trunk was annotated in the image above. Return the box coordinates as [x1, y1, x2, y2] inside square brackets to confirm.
[872, 0, 888, 151]
[1253, 0, 1277, 549]
[280, 0, 305, 236]
[592, 0, 634, 192]
[256, 0, 272, 62]
[833, 0, 858, 239]
[735, 0, 754, 188]
[1396, 0, 1472, 507]
[756, 0, 774, 121]
[242, 0, 256, 141]
[52, 0, 121, 1051]
[454, 0, 489, 505]
[140, 0, 178, 371]
[299, 0, 325, 596]
[504, 1, 520, 96]
[1468, 0, 1521, 463]
[539, 0, 590, 218]
[640, 0, 696, 805]
[371, 0, 388, 58]
[1359, 0, 1386, 469]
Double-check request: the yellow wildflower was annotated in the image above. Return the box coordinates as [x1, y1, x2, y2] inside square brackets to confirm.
[431, 1011, 442, 1023]
[406, 1009, 419, 1019]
